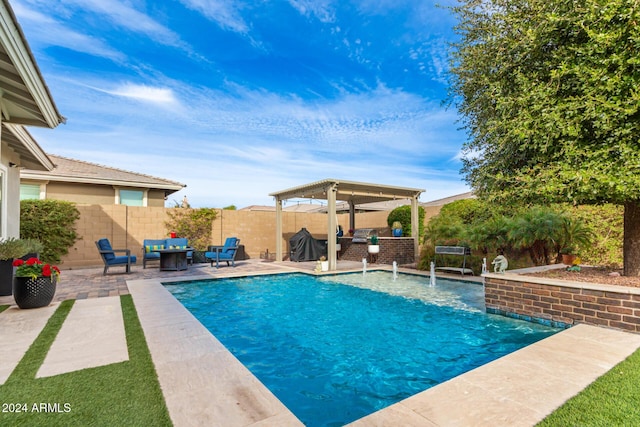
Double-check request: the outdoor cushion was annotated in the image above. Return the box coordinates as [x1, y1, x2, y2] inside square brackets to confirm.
[145, 244, 165, 253]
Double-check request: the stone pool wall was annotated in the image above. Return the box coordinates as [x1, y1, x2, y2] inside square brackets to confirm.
[484, 272, 640, 333]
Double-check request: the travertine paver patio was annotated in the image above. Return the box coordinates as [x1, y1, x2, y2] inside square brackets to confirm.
[1, 259, 640, 426]
[37, 297, 129, 378]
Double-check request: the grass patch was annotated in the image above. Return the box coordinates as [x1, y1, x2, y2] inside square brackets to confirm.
[0, 296, 171, 426]
[538, 347, 640, 426]
[0, 304, 9, 314]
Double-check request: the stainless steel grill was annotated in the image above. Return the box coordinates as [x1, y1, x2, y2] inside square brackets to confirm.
[352, 228, 377, 243]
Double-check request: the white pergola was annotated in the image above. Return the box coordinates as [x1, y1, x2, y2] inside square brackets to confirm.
[270, 178, 425, 271]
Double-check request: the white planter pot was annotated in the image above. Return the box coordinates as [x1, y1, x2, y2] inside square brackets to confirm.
[321, 261, 329, 271]
[368, 245, 380, 254]
[336, 244, 341, 251]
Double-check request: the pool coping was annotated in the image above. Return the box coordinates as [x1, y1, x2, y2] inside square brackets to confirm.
[128, 269, 640, 427]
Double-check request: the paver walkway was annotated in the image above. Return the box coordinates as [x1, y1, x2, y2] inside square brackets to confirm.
[0, 303, 58, 384]
[37, 297, 128, 378]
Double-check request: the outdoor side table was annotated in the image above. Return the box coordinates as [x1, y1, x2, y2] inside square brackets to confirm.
[158, 248, 191, 271]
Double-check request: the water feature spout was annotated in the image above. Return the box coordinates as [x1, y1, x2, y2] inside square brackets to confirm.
[430, 261, 436, 287]
[392, 261, 398, 281]
[362, 258, 367, 275]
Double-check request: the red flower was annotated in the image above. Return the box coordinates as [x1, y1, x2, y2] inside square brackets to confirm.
[42, 264, 52, 277]
[12, 259, 24, 267]
[26, 257, 41, 266]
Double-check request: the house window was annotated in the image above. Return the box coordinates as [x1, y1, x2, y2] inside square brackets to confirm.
[20, 184, 42, 200]
[118, 189, 145, 206]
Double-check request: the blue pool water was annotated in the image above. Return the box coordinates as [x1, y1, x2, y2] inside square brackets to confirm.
[165, 272, 559, 426]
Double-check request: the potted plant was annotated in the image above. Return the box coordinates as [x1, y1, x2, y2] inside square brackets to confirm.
[0, 238, 28, 296]
[315, 256, 329, 272]
[12, 257, 60, 309]
[557, 217, 592, 265]
[368, 235, 380, 254]
[559, 247, 577, 266]
[392, 221, 403, 237]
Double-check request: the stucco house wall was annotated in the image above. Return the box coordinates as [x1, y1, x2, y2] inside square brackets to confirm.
[35, 181, 169, 207]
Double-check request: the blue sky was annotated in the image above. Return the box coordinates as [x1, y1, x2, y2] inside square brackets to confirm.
[13, 0, 469, 208]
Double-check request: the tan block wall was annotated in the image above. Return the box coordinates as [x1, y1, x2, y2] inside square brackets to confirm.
[61, 205, 442, 269]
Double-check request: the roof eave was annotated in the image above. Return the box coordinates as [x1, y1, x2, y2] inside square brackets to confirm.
[19, 171, 185, 191]
[0, 0, 64, 128]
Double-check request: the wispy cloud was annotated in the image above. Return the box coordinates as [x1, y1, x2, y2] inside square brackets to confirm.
[178, 0, 250, 33]
[68, 0, 187, 47]
[16, 0, 193, 55]
[102, 83, 179, 105]
[289, 0, 336, 23]
[11, 2, 125, 61]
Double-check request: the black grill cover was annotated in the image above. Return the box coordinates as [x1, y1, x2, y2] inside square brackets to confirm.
[289, 228, 327, 261]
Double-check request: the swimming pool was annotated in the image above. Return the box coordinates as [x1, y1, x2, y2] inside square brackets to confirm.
[165, 272, 560, 426]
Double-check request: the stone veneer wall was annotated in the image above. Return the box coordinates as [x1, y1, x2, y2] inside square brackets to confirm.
[484, 272, 640, 333]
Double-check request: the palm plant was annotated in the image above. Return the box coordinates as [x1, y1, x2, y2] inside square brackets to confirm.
[465, 215, 511, 254]
[507, 207, 564, 265]
[556, 216, 594, 256]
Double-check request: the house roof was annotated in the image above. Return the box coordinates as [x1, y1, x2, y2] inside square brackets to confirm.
[20, 154, 186, 195]
[421, 191, 475, 207]
[0, 0, 64, 128]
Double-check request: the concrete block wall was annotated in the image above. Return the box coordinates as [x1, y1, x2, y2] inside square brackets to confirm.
[60, 206, 410, 269]
[485, 273, 640, 333]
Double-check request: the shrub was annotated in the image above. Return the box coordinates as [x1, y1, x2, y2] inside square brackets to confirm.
[165, 208, 217, 251]
[387, 205, 425, 237]
[20, 200, 81, 264]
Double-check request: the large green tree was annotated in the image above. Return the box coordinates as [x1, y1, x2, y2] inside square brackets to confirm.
[449, 0, 640, 275]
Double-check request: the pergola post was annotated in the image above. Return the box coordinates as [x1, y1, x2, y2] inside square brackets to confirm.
[275, 197, 283, 261]
[411, 195, 419, 261]
[327, 183, 337, 270]
[349, 200, 355, 233]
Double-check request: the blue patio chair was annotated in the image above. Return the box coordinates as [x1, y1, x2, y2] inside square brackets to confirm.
[95, 238, 137, 275]
[205, 237, 240, 268]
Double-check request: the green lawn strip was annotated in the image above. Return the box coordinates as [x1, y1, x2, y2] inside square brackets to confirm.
[0, 296, 171, 426]
[0, 304, 9, 313]
[537, 347, 640, 426]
